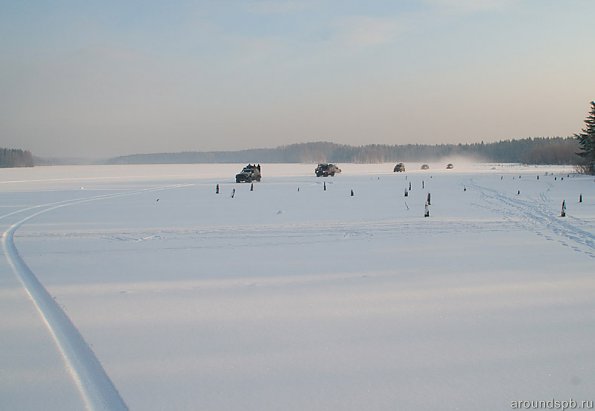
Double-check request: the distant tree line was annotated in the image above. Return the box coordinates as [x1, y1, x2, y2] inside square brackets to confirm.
[107, 137, 580, 165]
[0, 148, 34, 168]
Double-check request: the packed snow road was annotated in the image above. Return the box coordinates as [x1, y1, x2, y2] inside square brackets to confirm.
[1, 163, 594, 411]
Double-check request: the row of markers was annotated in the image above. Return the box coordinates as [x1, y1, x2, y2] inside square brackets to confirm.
[213, 181, 583, 218]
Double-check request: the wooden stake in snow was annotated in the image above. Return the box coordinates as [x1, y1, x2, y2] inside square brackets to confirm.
[422, 180, 425, 189]
[324, 181, 326, 191]
[231, 188, 236, 198]
[409, 182, 412, 191]
[424, 201, 430, 217]
[404, 188, 408, 197]
[350, 189, 354, 197]
[561, 200, 566, 217]
[250, 183, 254, 191]
[427, 193, 431, 205]
[579, 193, 583, 203]
[216, 184, 220, 194]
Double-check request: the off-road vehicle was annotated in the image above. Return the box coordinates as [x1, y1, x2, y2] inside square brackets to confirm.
[394, 162, 405, 172]
[315, 163, 341, 177]
[236, 164, 261, 183]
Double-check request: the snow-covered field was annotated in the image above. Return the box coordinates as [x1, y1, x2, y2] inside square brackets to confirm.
[1, 163, 594, 411]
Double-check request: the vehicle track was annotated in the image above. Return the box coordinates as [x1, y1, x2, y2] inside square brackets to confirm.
[467, 180, 595, 259]
[1, 184, 188, 411]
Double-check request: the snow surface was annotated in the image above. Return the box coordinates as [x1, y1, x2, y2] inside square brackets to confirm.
[1, 163, 594, 411]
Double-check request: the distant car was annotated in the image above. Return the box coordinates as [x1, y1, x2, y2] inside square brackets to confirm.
[315, 163, 341, 177]
[421, 164, 430, 170]
[394, 162, 406, 172]
[446, 163, 454, 169]
[236, 164, 261, 183]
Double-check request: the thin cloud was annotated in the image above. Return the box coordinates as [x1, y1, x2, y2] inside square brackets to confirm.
[331, 16, 406, 48]
[246, 0, 312, 14]
[421, 0, 518, 13]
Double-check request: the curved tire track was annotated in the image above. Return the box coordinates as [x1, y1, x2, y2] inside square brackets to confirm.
[468, 180, 594, 259]
[2, 184, 189, 411]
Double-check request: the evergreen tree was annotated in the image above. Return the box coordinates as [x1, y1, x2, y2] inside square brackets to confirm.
[0, 148, 34, 167]
[575, 101, 595, 174]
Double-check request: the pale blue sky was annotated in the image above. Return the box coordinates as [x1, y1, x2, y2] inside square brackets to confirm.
[1, 0, 594, 158]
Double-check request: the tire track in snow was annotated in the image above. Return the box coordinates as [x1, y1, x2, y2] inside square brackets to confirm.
[1, 184, 189, 411]
[468, 180, 595, 258]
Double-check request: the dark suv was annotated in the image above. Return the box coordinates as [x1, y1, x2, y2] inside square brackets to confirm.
[236, 164, 262, 183]
[315, 163, 341, 177]
[394, 162, 405, 172]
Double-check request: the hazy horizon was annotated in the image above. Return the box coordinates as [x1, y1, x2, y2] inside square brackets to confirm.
[2, 1, 594, 158]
